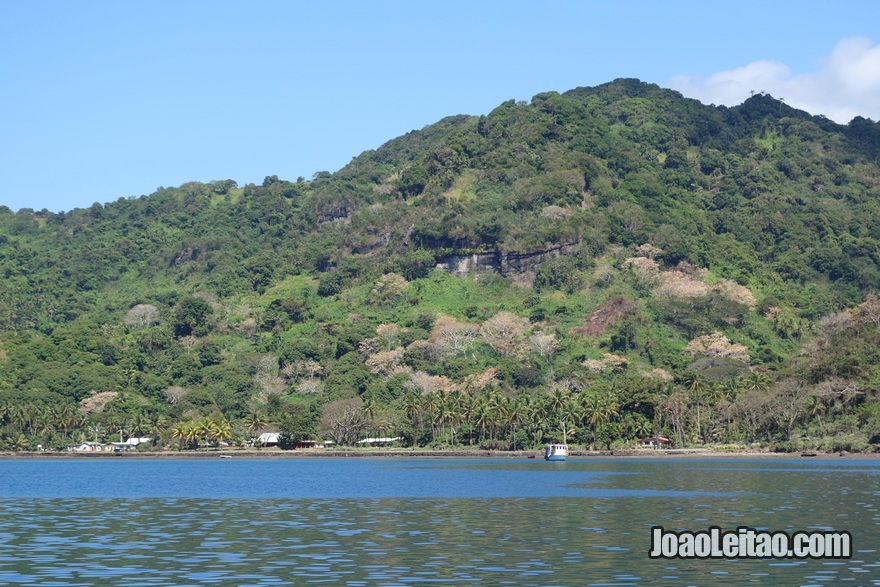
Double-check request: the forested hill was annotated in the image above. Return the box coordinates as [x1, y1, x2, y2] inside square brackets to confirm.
[2, 78, 880, 453]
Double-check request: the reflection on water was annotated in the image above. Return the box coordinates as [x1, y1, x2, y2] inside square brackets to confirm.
[0, 458, 877, 586]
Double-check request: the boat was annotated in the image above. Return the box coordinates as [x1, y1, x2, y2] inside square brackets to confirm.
[544, 443, 568, 461]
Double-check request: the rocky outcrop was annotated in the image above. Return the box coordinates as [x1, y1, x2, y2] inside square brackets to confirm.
[500, 243, 579, 274]
[316, 204, 350, 225]
[434, 252, 499, 277]
[435, 242, 578, 277]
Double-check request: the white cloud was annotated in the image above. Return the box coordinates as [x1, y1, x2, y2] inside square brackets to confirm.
[669, 37, 880, 123]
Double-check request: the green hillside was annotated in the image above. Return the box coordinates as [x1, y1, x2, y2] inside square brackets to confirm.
[2, 78, 880, 453]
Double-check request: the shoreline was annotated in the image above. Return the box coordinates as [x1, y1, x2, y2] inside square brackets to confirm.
[1, 447, 876, 460]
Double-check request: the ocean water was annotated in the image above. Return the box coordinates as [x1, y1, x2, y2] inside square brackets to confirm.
[0, 457, 877, 586]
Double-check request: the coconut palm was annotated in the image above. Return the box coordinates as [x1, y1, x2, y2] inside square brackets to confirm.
[211, 418, 232, 446]
[361, 398, 378, 436]
[473, 401, 491, 444]
[6, 433, 29, 452]
[244, 411, 269, 436]
[506, 398, 526, 451]
[806, 394, 826, 433]
[581, 389, 618, 449]
[685, 373, 707, 443]
[171, 421, 198, 450]
[458, 394, 476, 445]
[559, 398, 582, 445]
[745, 371, 772, 393]
[402, 393, 422, 448]
[146, 412, 167, 446]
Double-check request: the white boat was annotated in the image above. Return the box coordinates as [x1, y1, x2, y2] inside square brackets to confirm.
[544, 443, 568, 461]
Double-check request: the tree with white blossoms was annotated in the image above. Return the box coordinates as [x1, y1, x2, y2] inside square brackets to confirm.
[296, 379, 322, 395]
[479, 311, 529, 356]
[253, 354, 286, 398]
[375, 323, 401, 349]
[529, 332, 559, 362]
[319, 398, 367, 446]
[622, 256, 661, 288]
[404, 371, 457, 395]
[282, 359, 323, 381]
[125, 304, 159, 328]
[162, 386, 189, 405]
[370, 273, 409, 306]
[431, 316, 479, 357]
[365, 347, 406, 376]
[684, 332, 750, 363]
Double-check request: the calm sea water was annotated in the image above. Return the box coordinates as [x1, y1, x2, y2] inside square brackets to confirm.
[0, 457, 877, 586]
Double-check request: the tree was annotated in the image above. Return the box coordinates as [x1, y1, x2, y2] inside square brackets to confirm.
[529, 332, 559, 362]
[171, 421, 197, 449]
[125, 304, 159, 328]
[399, 164, 428, 198]
[319, 398, 367, 446]
[433, 321, 479, 357]
[172, 297, 213, 338]
[244, 411, 269, 435]
[480, 311, 529, 356]
[581, 389, 618, 449]
[370, 273, 409, 306]
[686, 373, 707, 443]
[278, 409, 317, 448]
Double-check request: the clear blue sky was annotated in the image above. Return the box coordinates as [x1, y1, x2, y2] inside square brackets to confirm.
[2, 0, 878, 213]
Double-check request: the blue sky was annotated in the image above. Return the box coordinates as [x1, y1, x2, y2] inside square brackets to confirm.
[2, 0, 878, 213]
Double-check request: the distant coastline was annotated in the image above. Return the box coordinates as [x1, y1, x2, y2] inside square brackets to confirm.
[0, 448, 874, 459]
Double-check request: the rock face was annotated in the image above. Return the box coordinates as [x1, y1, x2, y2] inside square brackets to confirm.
[316, 204, 350, 225]
[435, 252, 499, 277]
[500, 243, 578, 274]
[435, 243, 578, 277]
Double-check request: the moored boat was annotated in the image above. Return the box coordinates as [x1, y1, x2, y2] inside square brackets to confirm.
[544, 443, 568, 461]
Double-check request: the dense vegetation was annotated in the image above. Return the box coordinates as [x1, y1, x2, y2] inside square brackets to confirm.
[2, 78, 880, 453]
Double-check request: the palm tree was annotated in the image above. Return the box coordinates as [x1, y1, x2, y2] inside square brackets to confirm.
[473, 401, 491, 444]
[131, 412, 147, 440]
[806, 394, 826, 433]
[6, 433, 28, 452]
[171, 421, 198, 450]
[745, 371, 771, 394]
[212, 418, 232, 446]
[523, 394, 547, 448]
[581, 389, 619, 449]
[361, 398, 378, 436]
[402, 393, 422, 448]
[547, 388, 569, 415]
[507, 398, 525, 451]
[459, 394, 476, 445]
[10, 405, 28, 433]
[686, 373, 707, 444]
[244, 411, 269, 436]
[447, 390, 466, 445]
[195, 418, 218, 448]
[559, 397, 581, 445]
[422, 393, 439, 441]
[146, 412, 167, 446]
[491, 397, 508, 444]
[581, 391, 602, 448]
[55, 405, 78, 441]
[722, 378, 741, 401]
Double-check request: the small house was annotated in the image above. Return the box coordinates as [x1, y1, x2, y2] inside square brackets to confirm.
[638, 436, 671, 448]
